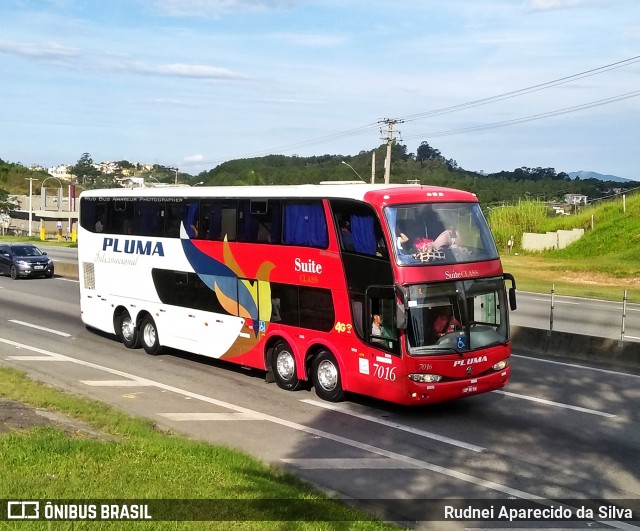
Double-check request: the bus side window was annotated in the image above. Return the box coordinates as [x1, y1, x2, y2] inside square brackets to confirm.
[165, 202, 182, 238]
[137, 200, 164, 237]
[202, 199, 238, 241]
[368, 292, 399, 354]
[282, 201, 328, 248]
[299, 286, 334, 332]
[270, 282, 299, 327]
[329, 199, 385, 257]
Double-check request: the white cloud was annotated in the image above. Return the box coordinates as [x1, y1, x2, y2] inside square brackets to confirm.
[130, 62, 248, 80]
[184, 153, 205, 162]
[270, 32, 347, 47]
[149, 0, 298, 17]
[0, 39, 79, 64]
[0, 38, 248, 81]
[526, 0, 612, 10]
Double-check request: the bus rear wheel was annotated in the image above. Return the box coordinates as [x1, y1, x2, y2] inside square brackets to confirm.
[115, 310, 139, 349]
[140, 315, 163, 356]
[271, 341, 302, 391]
[312, 350, 344, 402]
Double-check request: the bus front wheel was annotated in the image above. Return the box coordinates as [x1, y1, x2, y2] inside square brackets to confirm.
[140, 315, 163, 356]
[115, 310, 139, 349]
[271, 341, 302, 391]
[312, 350, 344, 402]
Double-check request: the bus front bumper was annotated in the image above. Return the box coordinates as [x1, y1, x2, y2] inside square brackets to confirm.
[403, 366, 510, 404]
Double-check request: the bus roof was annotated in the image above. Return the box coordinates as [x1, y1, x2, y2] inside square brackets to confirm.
[79, 183, 478, 205]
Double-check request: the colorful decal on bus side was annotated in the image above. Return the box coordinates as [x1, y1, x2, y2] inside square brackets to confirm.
[180, 230, 275, 340]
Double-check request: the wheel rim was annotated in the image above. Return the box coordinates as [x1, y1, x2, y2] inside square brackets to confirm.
[316, 359, 338, 391]
[121, 317, 135, 343]
[10, 266, 17, 279]
[275, 350, 295, 380]
[143, 322, 156, 347]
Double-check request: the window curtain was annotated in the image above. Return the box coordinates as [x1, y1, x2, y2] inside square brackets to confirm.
[350, 215, 376, 255]
[184, 202, 199, 238]
[283, 204, 327, 247]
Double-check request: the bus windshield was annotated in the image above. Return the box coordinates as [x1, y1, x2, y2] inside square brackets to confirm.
[406, 277, 509, 355]
[384, 202, 498, 265]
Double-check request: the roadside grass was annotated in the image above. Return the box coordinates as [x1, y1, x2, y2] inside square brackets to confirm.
[0, 367, 398, 530]
[501, 255, 640, 303]
[0, 234, 77, 247]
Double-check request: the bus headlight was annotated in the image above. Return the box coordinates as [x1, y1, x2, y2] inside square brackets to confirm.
[408, 373, 442, 383]
[492, 359, 510, 371]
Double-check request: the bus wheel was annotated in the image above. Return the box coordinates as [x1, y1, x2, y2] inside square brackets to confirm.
[115, 310, 139, 349]
[271, 341, 302, 391]
[140, 315, 163, 356]
[312, 350, 344, 402]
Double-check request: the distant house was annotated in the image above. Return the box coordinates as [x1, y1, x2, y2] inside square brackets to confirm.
[564, 194, 588, 205]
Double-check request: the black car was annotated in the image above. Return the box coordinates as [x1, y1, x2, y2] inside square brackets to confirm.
[0, 243, 55, 279]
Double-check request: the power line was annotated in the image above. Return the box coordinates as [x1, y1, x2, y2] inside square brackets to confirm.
[177, 55, 640, 169]
[398, 55, 640, 123]
[402, 89, 640, 140]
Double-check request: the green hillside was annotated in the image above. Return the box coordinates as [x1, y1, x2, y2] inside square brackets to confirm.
[490, 192, 640, 280]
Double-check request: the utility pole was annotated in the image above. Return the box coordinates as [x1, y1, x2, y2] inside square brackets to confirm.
[379, 118, 403, 184]
[25, 177, 39, 237]
[371, 152, 376, 184]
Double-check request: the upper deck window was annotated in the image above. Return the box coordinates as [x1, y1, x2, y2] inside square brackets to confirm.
[384, 202, 498, 266]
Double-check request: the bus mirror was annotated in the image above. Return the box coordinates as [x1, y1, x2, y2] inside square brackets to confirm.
[396, 304, 407, 330]
[395, 284, 408, 329]
[503, 273, 517, 311]
[508, 288, 517, 311]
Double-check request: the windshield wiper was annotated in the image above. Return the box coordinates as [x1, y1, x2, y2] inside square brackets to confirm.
[410, 345, 462, 355]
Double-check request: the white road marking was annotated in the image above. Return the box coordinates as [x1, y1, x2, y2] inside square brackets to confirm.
[158, 412, 261, 421]
[81, 379, 154, 387]
[301, 398, 485, 453]
[281, 458, 419, 469]
[8, 319, 71, 337]
[530, 297, 581, 305]
[5, 355, 66, 361]
[512, 354, 640, 379]
[0, 336, 635, 531]
[493, 390, 616, 418]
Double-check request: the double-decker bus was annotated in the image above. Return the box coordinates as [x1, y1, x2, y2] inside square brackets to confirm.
[78, 184, 516, 406]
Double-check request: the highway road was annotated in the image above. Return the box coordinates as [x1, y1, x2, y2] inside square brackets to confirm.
[1, 275, 639, 529]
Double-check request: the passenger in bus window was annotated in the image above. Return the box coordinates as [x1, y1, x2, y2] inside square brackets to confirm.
[371, 314, 386, 344]
[339, 219, 354, 250]
[433, 226, 458, 250]
[189, 220, 199, 238]
[396, 227, 409, 250]
[95, 216, 104, 233]
[432, 306, 460, 337]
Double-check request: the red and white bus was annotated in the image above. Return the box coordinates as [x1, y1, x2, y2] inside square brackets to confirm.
[78, 183, 516, 406]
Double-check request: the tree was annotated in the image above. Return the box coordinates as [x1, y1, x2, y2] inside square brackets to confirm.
[0, 189, 19, 217]
[71, 153, 101, 185]
[416, 141, 443, 164]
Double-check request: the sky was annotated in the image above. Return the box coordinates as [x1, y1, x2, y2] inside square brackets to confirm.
[1, 0, 640, 180]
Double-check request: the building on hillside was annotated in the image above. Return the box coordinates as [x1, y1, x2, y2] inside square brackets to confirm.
[564, 194, 588, 205]
[48, 164, 73, 180]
